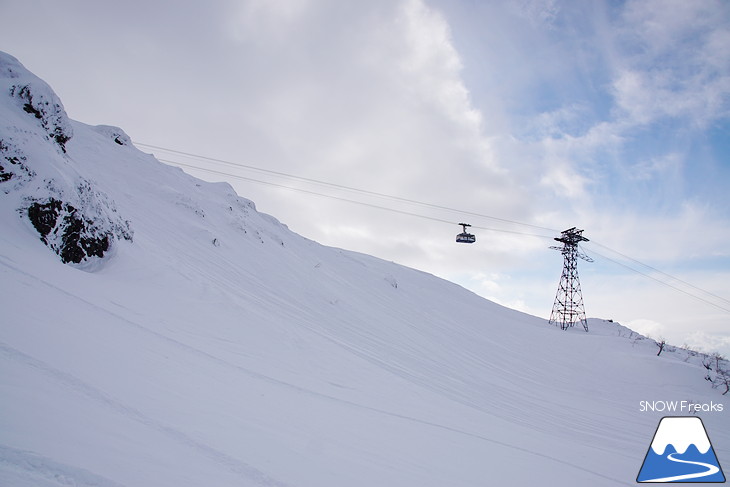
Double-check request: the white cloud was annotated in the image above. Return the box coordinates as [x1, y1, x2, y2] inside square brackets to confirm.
[397, 0, 483, 132]
[611, 0, 730, 128]
[538, 158, 591, 200]
[503, 0, 730, 252]
[513, 0, 560, 28]
[683, 331, 730, 356]
[199, 0, 521, 268]
[626, 319, 666, 340]
[585, 270, 730, 357]
[630, 152, 683, 182]
[227, 0, 314, 43]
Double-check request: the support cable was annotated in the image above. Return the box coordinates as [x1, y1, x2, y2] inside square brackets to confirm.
[137, 142, 558, 233]
[139, 142, 728, 315]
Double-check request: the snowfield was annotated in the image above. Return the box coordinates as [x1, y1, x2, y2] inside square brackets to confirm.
[1, 50, 727, 486]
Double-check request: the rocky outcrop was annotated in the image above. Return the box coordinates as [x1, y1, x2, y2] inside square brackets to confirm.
[1, 51, 132, 266]
[26, 191, 132, 264]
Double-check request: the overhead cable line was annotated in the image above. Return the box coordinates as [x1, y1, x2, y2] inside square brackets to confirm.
[587, 241, 730, 308]
[582, 245, 730, 314]
[140, 142, 728, 314]
[161, 159, 551, 239]
[136, 142, 558, 234]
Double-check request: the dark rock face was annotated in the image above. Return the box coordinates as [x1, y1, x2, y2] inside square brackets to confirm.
[0, 139, 34, 188]
[27, 199, 62, 238]
[27, 198, 117, 264]
[93, 125, 132, 147]
[9, 84, 72, 153]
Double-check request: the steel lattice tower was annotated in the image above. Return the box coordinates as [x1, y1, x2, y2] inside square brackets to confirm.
[549, 227, 593, 331]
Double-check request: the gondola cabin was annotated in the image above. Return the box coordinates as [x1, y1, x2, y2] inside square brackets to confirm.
[456, 223, 476, 244]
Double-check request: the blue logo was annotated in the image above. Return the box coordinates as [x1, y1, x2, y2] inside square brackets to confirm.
[637, 416, 725, 483]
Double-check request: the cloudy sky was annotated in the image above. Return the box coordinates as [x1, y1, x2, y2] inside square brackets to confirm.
[2, 0, 729, 354]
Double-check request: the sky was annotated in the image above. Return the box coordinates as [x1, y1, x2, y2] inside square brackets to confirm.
[1, 0, 729, 355]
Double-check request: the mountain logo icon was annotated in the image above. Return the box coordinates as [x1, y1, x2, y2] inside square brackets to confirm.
[637, 416, 726, 483]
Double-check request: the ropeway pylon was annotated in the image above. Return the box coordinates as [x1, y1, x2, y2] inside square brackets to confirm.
[549, 227, 592, 331]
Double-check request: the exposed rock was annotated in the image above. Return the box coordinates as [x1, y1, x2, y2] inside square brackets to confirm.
[93, 125, 132, 146]
[9, 83, 72, 152]
[0, 138, 35, 190]
[26, 195, 130, 264]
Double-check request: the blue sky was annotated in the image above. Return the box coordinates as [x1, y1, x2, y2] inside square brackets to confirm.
[1, 0, 729, 354]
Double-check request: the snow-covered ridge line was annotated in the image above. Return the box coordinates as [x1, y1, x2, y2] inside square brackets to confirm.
[1, 53, 72, 153]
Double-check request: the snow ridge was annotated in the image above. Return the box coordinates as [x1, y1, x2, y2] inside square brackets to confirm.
[0, 51, 132, 265]
[2, 53, 72, 153]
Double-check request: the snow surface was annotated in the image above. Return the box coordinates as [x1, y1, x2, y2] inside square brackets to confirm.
[1, 50, 728, 486]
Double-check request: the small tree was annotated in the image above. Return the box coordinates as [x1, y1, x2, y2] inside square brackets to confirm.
[708, 353, 730, 395]
[713, 352, 725, 371]
[702, 356, 713, 371]
[714, 369, 730, 395]
[656, 338, 666, 356]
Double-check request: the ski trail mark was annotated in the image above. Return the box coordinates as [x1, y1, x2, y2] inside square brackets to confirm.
[0, 342, 291, 487]
[0, 444, 128, 487]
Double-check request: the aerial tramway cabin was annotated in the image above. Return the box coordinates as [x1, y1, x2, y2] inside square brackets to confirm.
[456, 223, 475, 244]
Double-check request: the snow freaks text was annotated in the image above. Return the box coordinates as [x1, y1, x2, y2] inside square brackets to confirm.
[639, 401, 724, 413]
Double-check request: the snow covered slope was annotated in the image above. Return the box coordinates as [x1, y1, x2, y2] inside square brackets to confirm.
[1, 51, 727, 486]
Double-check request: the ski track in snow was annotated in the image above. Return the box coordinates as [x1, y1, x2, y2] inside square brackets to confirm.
[0, 256, 634, 486]
[0, 444, 128, 487]
[0, 342, 291, 487]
